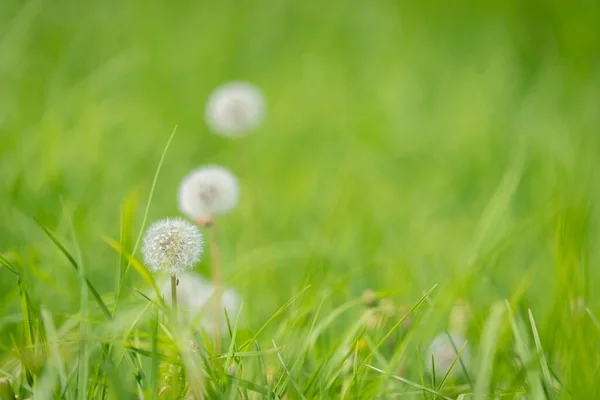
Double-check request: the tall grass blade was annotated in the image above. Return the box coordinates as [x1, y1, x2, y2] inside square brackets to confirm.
[113, 125, 178, 313]
[437, 339, 469, 391]
[473, 302, 505, 398]
[505, 301, 545, 400]
[529, 309, 556, 400]
[359, 284, 438, 372]
[103, 237, 163, 302]
[272, 339, 305, 400]
[76, 255, 89, 400]
[239, 285, 311, 351]
[33, 219, 111, 319]
[0, 254, 18, 276]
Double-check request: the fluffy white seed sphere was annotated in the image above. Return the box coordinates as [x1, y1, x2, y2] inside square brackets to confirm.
[205, 81, 265, 136]
[178, 165, 240, 220]
[425, 332, 471, 380]
[160, 271, 241, 334]
[142, 218, 204, 274]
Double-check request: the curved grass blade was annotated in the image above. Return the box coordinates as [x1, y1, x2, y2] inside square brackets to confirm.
[0, 254, 19, 276]
[226, 375, 276, 397]
[224, 302, 243, 371]
[0, 378, 16, 400]
[437, 340, 469, 391]
[272, 339, 305, 400]
[103, 237, 163, 303]
[473, 303, 505, 398]
[239, 285, 311, 351]
[366, 364, 453, 400]
[360, 284, 438, 373]
[33, 219, 111, 319]
[443, 330, 473, 386]
[528, 309, 556, 400]
[113, 125, 178, 314]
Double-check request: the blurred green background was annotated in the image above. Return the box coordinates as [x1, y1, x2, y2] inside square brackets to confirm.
[0, 0, 599, 395]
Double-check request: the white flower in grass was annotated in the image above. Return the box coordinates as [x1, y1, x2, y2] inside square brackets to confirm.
[160, 271, 241, 334]
[205, 81, 265, 136]
[142, 218, 204, 275]
[178, 165, 240, 221]
[425, 332, 471, 380]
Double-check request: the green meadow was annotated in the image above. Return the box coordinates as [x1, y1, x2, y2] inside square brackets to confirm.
[0, 0, 599, 398]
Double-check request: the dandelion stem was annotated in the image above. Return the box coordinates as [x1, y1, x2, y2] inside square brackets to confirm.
[170, 273, 179, 395]
[171, 273, 178, 316]
[210, 222, 222, 353]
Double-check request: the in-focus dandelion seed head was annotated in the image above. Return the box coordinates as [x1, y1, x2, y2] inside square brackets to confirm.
[142, 218, 204, 274]
[205, 81, 265, 137]
[178, 165, 240, 220]
[425, 332, 471, 380]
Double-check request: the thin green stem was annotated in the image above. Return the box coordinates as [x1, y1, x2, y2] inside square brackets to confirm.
[171, 273, 178, 317]
[210, 223, 222, 353]
[170, 272, 178, 396]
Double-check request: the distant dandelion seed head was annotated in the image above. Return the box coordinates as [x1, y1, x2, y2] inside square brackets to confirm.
[425, 332, 470, 380]
[142, 218, 204, 274]
[178, 165, 240, 220]
[205, 81, 266, 136]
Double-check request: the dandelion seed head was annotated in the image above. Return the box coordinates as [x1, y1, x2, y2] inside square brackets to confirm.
[361, 289, 378, 308]
[425, 332, 470, 380]
[178, 165, 239, 220]
[205, 81, 265, 136]
[142, 218, 204, 274]
[160, 271, 241, 334]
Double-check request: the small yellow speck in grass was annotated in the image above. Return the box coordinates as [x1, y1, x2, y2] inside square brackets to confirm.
[266, 365, 277, 384]
[357, 338, 367, 351]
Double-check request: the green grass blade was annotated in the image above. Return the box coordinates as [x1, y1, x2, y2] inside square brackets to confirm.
[505, 301, 544, 400]
[33, 219, 111, 319]
[437, 339, 469, 391]
[415, 349, 430, 400]
[586, 308, 600, 332]
[40, 308, 67, 389]
[272, 339, 305, 400]
[528, 309, 555, 400]
[473, 302, 505, 398]
[112, 125, 178, 315]
[239, 285, 311, 351]
[103, 237, 163, 303]
[359, 284, 438, 372]
[430, 353, 436, 390]
[0, 254, 19, 276]
[366, 364, 453, 400]
[224, 302, 243, 371]
[150, 306, 160, 400]
[76, 253, 89, 400]
[0, 378, 16, 400]
[252, 340, 269, 392]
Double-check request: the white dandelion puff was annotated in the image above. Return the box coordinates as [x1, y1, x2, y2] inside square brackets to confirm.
[142, 218, 204, 275]
[160, 271, 241, 334]
[178, 165, 240, 221]
[425, 332, 471, 380]
[205, 81, 266, 136]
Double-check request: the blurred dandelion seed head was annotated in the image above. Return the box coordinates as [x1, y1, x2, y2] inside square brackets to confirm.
[178, 165, 240, 220]
[361, 289, 378, 308]
[205, 81, 266, 136]
[160, 271, 241, 334]
[142, 218, 204, 274]
[426, 332, 470, 380]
